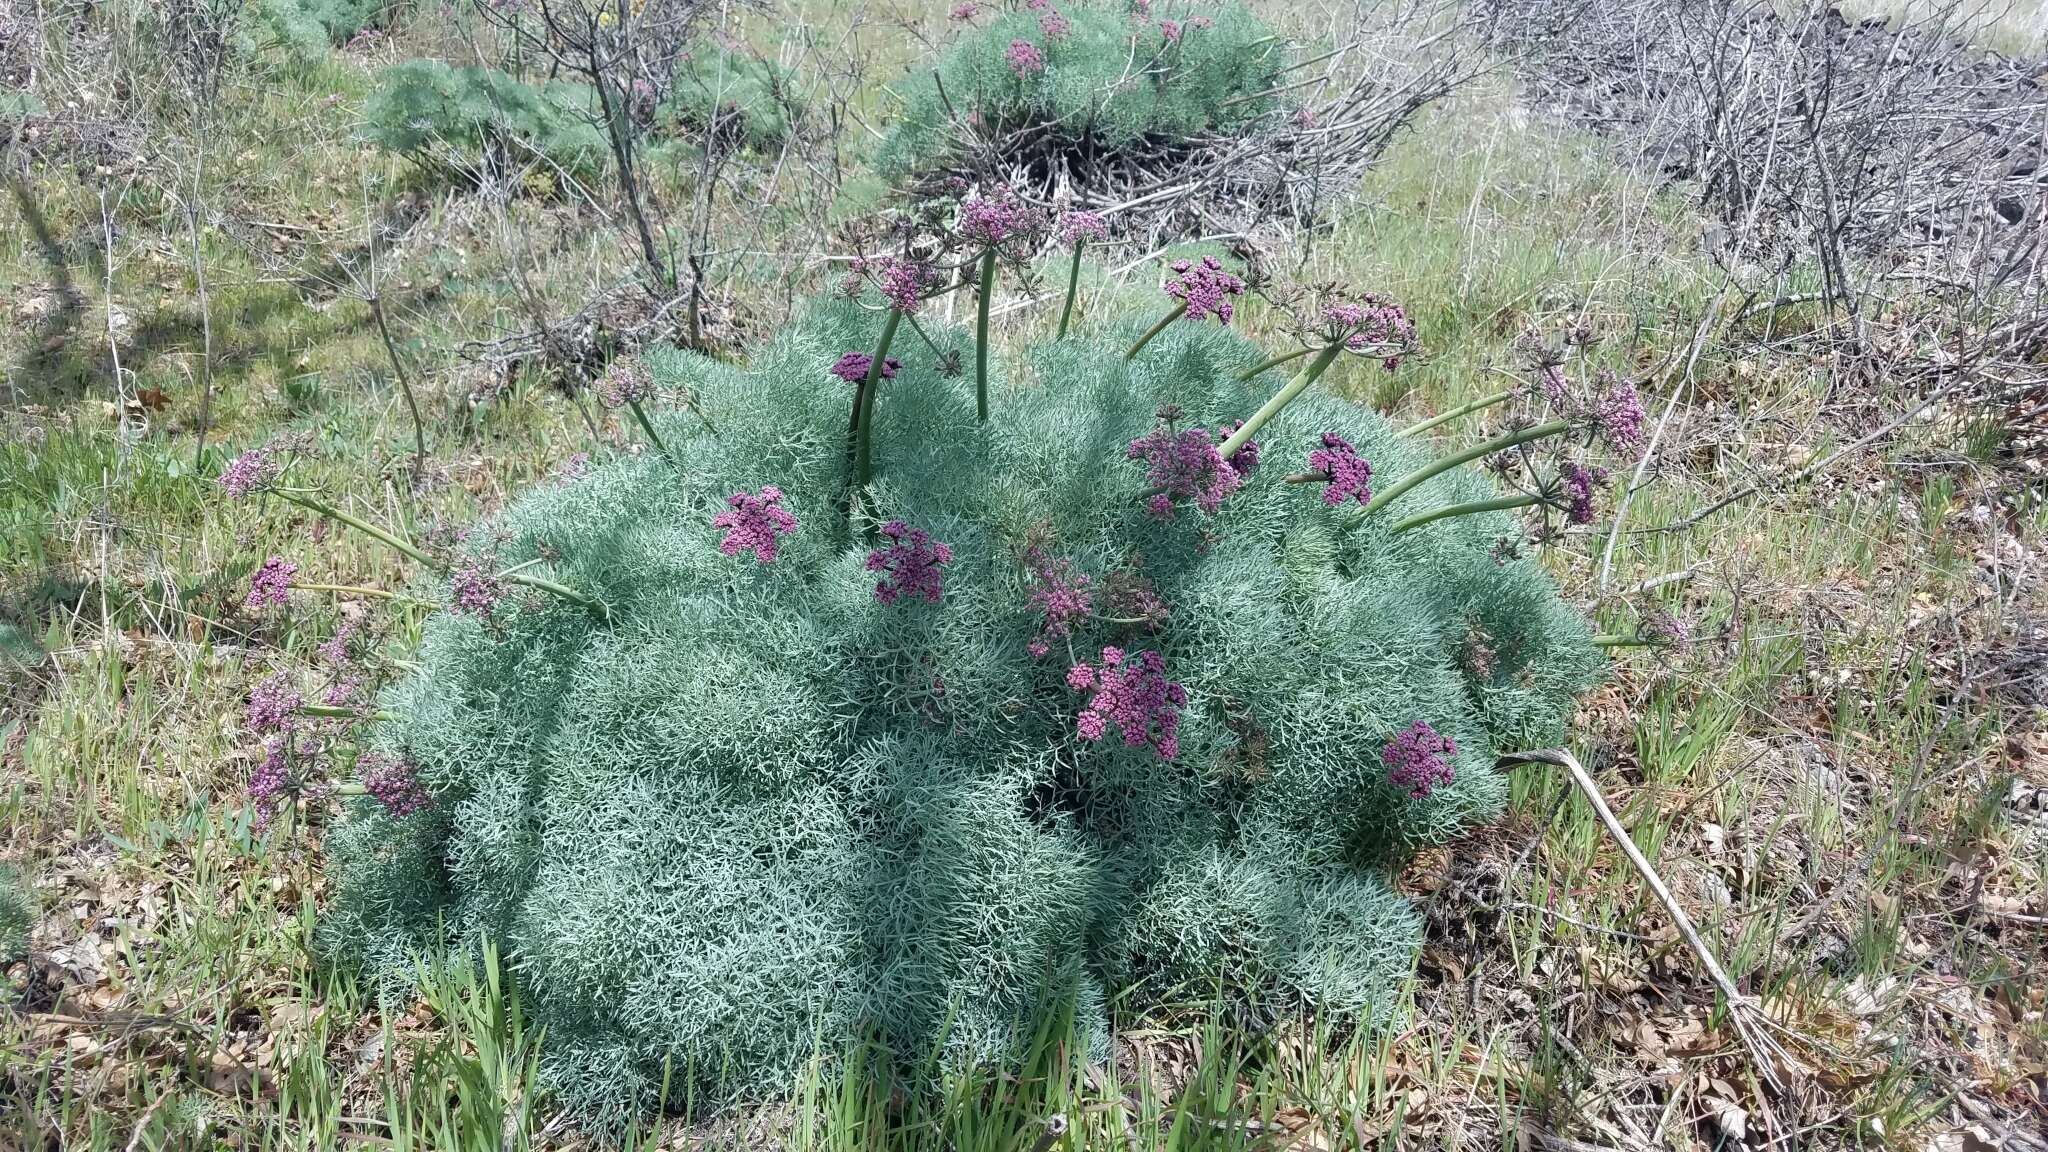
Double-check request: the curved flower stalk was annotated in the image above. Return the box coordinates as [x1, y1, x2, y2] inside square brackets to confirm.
[1056, 209, 1108, 340]
[1217, 293, 1413, 461]
[959, 190, 1047, 422]
[1126, 256, 1245, 360]
[597, 358, 670, 460]
[1397, 388, 1516, 438]
[843, 254, 941, 490]
[219, 446, 611, 620]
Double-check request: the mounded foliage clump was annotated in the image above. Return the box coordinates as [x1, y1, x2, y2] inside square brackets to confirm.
[876, 1, 1289, 193]
[364, 60, 609, 186]
[657, 43, 800, 150]
[321, 288, 1602, 1126]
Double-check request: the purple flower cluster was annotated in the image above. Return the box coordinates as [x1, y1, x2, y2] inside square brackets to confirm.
[1039, 7, 1071, 40]
[1127, 423, 1243, 519]
[1058, 209, 1108, 246]
[1594, 375, 1646, 452]
[361, 752, 433, 817]
[714, 485, 799, 563]
[219, 447, 283, 498]
[598, 358, 653, 409]
[1163, 255, 1245, 323]
[1641, 605, 1691, 647]
[1023, 539, 1092, 658]
[855, 256, 942, 314]
[829, 351, 901, 384]
[1159, 18, 1182, 41]
[950, 2, 977, 18]
[247, 673, 302, 735]
[959, 191, 1039, 247]
[317, 620, 359, 667]
[1561, 463, 1607, 525]
[551, 452, 592, 484]
[247, 555, 298, 608]
[448, 564, 506, 618]
[1005, 39, 1045, 76]
[1307, 433, 1373, 506]
[1324, 294, 1416, 371]
[1104, 566, 1169, 631]
[249, 738, 291, 820]
[866, 521, 954, 606]
[1537, 364, 1571, 411]
[1067, 647, 1186, 760]
[1383, 720, 1456, 799]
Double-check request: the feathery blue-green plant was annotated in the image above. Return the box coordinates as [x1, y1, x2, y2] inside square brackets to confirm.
[296, 253, 1607, 1128]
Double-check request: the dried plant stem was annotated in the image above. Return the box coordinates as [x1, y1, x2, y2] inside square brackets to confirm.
[1124, 300, 1187, 360]
[1217, 342, 1345, 460]
[1496, 748, 1796, 1091]
[1397, 388, 1515, 438]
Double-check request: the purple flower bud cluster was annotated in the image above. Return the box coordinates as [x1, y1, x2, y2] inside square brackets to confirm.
[829, 351, 901, 385]
[1641, 605, 1691, 647]
[449, 564, 507, 617]
[247, 672, 302, 735]
[1005, 39, 1045, 76]
[1058, 209, 1108, 246]
[853, 256, 942, 315]
[1039, 7, 1071, 40]
[866, 521, 954, 606]
[1561, 462, 1607, 525]
[714, 485, 799, 563]
[1593, 374, 1646, 452]
[950, 2, 977, 18]
[1127, 423, 1243, 519]
[1067, 647, 1186, 760]
[1537, 364, 1571, 411]
[317, 621, 360, 667]
[249, 738, 291, 821]
[1307, 433, 1373, 506]
[598, 358, 653, 410]
[1324, 293, 1416, 371]
[959, 191, 1042, 247]
[247, 555, 298, 608]
[1382, 720, 1456, 799]
[360, 752, 433, 817]
[1104, 566, 1169, 631]
[1023, 539, 1092, 658]
[219, 447, 283, 498]
[1159, 18, 1182, 41]
[1294, 106, 1317, 129]
[1163, 255, 1245, 323]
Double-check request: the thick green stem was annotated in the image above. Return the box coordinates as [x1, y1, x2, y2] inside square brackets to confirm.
[1056, 242, 1084, 340]
[1217, 342, 1346, 461]
[625, 398, 671, 460]
[1390, 493, 1543, 534]
[294, 582, 419, 604]
[275, 491, 440, 570]
[1397, 388, 1517, 439]
[1592, 633, 1674, 648]
[1354, 419, 1571, 522]
[1235, 345, 1315, 382]
[975, 247, 996, 423]
[302, 704, 397, 722]
[1124, 300, 1187, 361]
[852, 309, 905, 491]
[503, 571, 612, 622]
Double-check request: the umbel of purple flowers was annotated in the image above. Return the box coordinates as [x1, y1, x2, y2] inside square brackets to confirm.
[1383, 720, 1457, 799]
[866, 521, 954, 605]
[1066, 646, 1186, 761]
[715, 486, 800, 563]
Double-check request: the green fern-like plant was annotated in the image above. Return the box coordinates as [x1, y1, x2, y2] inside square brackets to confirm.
[315, 271, 1604, 1128]
[0, 864, 31, 964]
[364, 60, 610, 186]
[876, 1, 1289, 191]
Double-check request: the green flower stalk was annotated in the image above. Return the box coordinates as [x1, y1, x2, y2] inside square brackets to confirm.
[303, 704, 397, 722]
[1055, 210, 1107, 340]
[294, 582, 428, 606]
[1397, 388, 1516, 439]
[1235, 345, 1314, 382]
[852, 309, 905, 491]
[1216, 342, 1346, 461]
[273, 489, 438, 569]
[1352, 419, 1571, 521]
[1125, 300, 1187, 360]
[975, 247, 996, 423]
[1390, 492, 1543, 534]
[625, 398, 671, 460]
